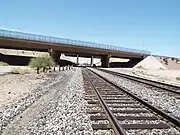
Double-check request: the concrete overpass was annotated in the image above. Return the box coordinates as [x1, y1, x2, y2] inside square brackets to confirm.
[0, 29, 151, 67]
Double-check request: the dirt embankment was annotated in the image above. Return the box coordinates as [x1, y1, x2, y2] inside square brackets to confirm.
[156, 56, 180, 69]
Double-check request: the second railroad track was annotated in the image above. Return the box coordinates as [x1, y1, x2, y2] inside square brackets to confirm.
[82, 68, 180, 135]
[98, 68, 180, 96]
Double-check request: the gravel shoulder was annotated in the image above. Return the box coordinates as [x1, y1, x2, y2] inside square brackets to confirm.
[103, 68, 180, 87]
[1, 68, 93, 135]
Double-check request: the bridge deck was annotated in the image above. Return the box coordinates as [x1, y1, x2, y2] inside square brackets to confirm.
[0, 29, 150, 58]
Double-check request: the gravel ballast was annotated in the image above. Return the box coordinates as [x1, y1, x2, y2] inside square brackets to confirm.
[90, 68, 180, 118]
[1, 68, 93, 135]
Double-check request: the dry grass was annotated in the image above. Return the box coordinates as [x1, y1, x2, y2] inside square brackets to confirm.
[159, 68, 165, 70]
[10, 67, 30, 74]
[136, 65, 144, 69]
[0, 61, 9, 66]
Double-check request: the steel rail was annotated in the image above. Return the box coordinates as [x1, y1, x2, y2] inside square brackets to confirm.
[83, 69, 127, 135]
[88, 68, 180, 129]
[98, 68, 180, 95]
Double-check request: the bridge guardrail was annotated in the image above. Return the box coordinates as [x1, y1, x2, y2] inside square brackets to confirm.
[0, 29, 151, 55]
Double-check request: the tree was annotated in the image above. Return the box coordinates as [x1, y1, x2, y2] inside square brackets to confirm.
[29, 55, 55, 74]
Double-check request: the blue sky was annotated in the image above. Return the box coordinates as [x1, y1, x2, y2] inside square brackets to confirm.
[0, 0, 180, 57]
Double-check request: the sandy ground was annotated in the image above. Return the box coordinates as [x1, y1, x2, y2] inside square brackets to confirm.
[106, 56, 180, 86]
[103, 68, 180, 86]
[132, 68, 180, 85]
[0, 66, 72, 108]
[134, 56, 167, 70]
[157, 56, 180, 69]
[0, 73, 48, 108]
[0, 66, 32, 75]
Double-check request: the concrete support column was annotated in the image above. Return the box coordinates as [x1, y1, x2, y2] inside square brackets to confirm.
[101, 54, 111, 67]
[54, 54, 61, 64]
[90, 56, 94, 67]
[48, 49, 60, 65]
[48, 48, 53, 57]
[76, 54, 79, 65]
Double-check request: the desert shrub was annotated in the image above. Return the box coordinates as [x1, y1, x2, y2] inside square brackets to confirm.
[163, 58, 168, 65]
[159, 68, 165, 70]
[176, 77, 180, 81]
[0, 61, 9, 66]
[136, 65, 144, 69]
[171, 57, 175, 61]
[29, 55, 55, 74]
[175, 58, 179, 64]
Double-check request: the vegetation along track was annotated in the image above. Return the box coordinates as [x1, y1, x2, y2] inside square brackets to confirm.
[98, 68, 180, 96]
[82, 68, 180, 135]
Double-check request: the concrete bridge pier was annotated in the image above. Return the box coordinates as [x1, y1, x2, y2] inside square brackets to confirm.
[54, 53, 61, 64]
[90, 56, 94, 67]
[76, 54, 79, 65]
[48, 49, 61, 64]
[101, 54, 111, 67]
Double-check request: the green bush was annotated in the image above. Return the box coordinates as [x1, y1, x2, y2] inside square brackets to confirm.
[176, 77, 180, 81]
[29, 55, 55, 74]
[0, 61, 9, 66]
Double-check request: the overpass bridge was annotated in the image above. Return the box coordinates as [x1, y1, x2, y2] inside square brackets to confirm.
[0, 29, 150, 67]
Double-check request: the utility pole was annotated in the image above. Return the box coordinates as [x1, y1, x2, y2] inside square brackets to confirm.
[141, 40, 144, 58]
[141, 40, 144, 55]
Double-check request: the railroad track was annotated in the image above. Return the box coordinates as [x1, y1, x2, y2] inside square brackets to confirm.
[98, 68, 180, 96]
[82, 68, 180, 135]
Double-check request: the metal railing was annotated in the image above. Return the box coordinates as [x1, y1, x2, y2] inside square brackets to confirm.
[0, 29, 150, 55]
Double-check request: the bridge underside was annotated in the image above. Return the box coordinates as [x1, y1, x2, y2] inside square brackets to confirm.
[0, 37, 148, 67]
[109, 58, 143, 68]
[0, 53, 76, 66]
